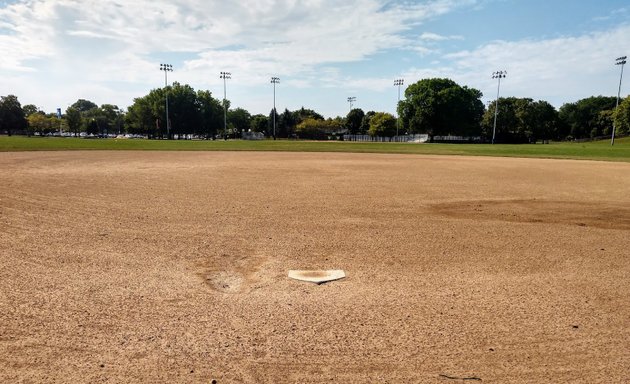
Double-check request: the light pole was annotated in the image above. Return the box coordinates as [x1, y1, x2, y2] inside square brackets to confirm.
[491, 70, 506, 144]
[220, 71, 231, 140]
[612, 56, 627, 146]
[271, 77, 280, 140]
[160, 64, 173, 139]
[394, 79, 404, 137]
[347, 96, 356, 111]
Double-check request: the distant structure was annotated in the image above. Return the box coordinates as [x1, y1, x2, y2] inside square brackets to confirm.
[242, 131, 265, 140]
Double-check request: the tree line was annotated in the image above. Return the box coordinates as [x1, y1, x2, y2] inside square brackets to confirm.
[1, 78, 629, 143]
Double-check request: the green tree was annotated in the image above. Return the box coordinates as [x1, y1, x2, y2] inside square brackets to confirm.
[71, 99, 98, 113]
[22, 104, 40, 117]
[360, 111, 376, 134]
[26, 113, 58, 136]
[125, 98, 152, 137]
[84, 107, 108, 136]
[27, 113, 46, 136]
[482, 98, 519, 142]
[0, 95, 28, 136]
[368, 112, 397, 137]
[594, 110, 614, 137]
[167, 82, 200, 139]
[228, 107, 252, 138]
[197, 90, 223, 139]
[278, 108, 297, 138]
[530, 100, 560, 142]
[398, 78, 484, 140]
[613, 95, 630, 136]
[67, 99, 102, 135]
[65, 107, 83, 137]
[101, 104, 124, 135]
[250, 114, 269, 135]
[558, 96, 616, 139]
[295, 118, 331, 140]
[327, 117, 345, 139]
[267, 109, 280, 138]
[126, 83, 224, 139]
[483, 98, 559, 143]
[345, 108, 365, 134]
[294, 107, 324, 122]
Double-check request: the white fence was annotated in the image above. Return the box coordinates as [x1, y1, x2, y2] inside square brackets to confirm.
[432, 135, 482, 142]
[343, 134, 429, 143]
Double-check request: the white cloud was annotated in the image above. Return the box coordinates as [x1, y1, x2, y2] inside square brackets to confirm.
[593, 7, 628, 22]
[419, 32, 463, 41]
[402, 25, 630, 108]
[0, 0, 477, 113]
[4, 0, 628, 118]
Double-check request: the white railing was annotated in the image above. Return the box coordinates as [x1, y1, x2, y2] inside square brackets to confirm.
[343, 134, 429, 143]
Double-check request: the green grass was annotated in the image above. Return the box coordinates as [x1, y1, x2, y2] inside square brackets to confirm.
[1, 135, 630, 162]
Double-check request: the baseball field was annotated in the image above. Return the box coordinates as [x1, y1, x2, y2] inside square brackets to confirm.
[1, 150, 629, 383]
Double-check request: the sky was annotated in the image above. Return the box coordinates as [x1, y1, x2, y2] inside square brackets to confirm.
[1, 0, 629, 118]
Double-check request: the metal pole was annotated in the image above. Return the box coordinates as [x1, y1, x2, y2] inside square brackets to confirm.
[394, 79, 403, 137]
[160, 64, 173, 139]
[612, 56, 627, 146]
[491, 71, 506, 145]
[165, 70, 169, 139]
[492, 77, 500, 145]
[223, 76, 227, 140]
[220, 71, 230, 140]
[273, 82, 276, 140]
[271, 77, 279, 140]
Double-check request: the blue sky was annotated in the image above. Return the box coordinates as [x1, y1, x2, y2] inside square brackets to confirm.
[0, 0, 629, 118]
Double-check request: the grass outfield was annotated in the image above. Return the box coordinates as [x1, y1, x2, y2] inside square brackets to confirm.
[1, 135, 629, 162]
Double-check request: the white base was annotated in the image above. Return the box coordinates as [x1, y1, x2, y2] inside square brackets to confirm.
[288, 270, 346, 284]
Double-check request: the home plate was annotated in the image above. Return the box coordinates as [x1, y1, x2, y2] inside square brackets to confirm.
[288, 270, 346, 284]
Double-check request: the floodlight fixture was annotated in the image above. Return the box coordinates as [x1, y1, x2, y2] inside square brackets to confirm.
[492, 70, 506, 79]
[347, 96, 356, 110]
[220, 72, 231, 140]
[612, 56, 627, 145]
[159, 63, 174, 139]
[491, 70, 507, 144]
[271, 77, 280, 140]
[394, 79, 404, 136]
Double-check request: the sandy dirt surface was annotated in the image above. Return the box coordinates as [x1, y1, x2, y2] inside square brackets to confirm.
[1, 151, 629, 383]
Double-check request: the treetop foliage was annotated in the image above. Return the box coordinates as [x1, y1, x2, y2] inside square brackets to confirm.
[1, 78, 628, 142]
[398, 78, 485, 139]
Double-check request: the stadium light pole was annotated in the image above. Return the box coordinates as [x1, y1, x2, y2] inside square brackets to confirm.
[394, 79, 404, 137]
[491, 70, 506, 144]
[612, 56, 627, 146]
[347, 96, 356, 111]
[160, 63, 173, 139]
[271, 77, 280, 140]
[220, 71, 231, 140]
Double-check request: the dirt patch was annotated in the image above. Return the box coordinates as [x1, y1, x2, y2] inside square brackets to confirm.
[205, 271, 245, 293]
[1, 151, 629, 383]
[429, 199, 630, 230]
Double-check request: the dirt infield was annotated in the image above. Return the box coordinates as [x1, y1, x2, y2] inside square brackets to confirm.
[1, 151, 629, 383]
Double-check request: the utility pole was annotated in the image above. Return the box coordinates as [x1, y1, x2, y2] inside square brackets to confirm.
[220, 71, 231, 140]
[271, 77, 280, 140]
[394, 79, 404, 137]
[491, 71, 506, 144]
[160, 64, 173, 139]
[612, 56, 627, 146]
